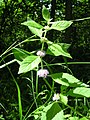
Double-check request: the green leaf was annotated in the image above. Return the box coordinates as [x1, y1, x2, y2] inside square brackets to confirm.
[51, 21, 73, 31]
[14, 80, 22, 120]
[42, 5, 50, 21]
[12, 48, 31, 62]
[41, 102, 62, 120]
[69, 117, 79, 120]
[52, 110, 64, 120]
[60, 94, 68, 105]
[47, 43, 72, 58]
[59, 43, 71, 52]
[77, 0, 88, 2]
[67, 89, 84, 97]
[51, 73, 88, 87]
[18, 0, 22, 3]
[28, 27, 42, 37]
[18, 55, 41, 74]
[80, 117, 88, 120]
[21, 19, 43, 29]
[73, 87, 90, 98]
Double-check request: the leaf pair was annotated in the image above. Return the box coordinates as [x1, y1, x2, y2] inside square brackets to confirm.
[21, 5, 73, 37]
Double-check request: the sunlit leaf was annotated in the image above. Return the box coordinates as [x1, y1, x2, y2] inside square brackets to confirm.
[47, 43, 72, 58]
[73, 87, 90, 98]
[52, 110, 64, 120]
[80, 117, 88, 120]
[28, 26, 42, 37]
[60, 94, 68, 105]
[50, 21, 73, 31]
[18, 55, 41, 74]
[69, 117, 79, 120]
[51, 73, 88, 87]
[18, 0, 22, 3]
[21, 19, 43, 29]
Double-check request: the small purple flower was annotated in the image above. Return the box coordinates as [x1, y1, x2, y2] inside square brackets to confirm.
[52, 93, 60, 101]
[36, 50, 46, 57]
[37, 69, 49, 78]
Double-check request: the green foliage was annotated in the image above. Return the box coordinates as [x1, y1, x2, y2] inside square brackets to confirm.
[51, 73, 88, 87]
[60, 94, 68, 105]
[42, 5, 50, 22]
[0, 1, 90, 120]
[73, 87, 90, 97]
[80, 117, 88, 120]
[12, 48, 31, 61]
[18, 0, 22, 3]
[32, 102, 64, 120]
[47, 42, 72, 58]
[77, 0, 88, 2]
[21, 20, 43, 29]
[50, 21, 73, 31]
[18, 55, 41, 74]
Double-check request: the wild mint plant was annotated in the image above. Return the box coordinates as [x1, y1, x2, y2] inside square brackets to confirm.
[1, 5, 90, 120]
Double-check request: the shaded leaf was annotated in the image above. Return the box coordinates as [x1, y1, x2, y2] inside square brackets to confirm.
[42, 5, 50, 21]
[12, 48, 31, 62]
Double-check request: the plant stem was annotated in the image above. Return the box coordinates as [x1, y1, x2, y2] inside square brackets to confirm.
[36, 67, 39, 95]
[31, 71, 38, 108]
[43, 78, 54, 93]
[1, 58, 22, 120]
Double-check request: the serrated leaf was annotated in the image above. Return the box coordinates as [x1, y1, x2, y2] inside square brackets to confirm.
[28, 26, 42, 37]
[51, 73, 88, 87]
[18, 55, 41, 74]
[73, 87, 90, 98]
[51, 21, 73, 31]
[60, 94, 68, 105]
[42, 5, 50, 21]
[47, 43, 72, 58]
[12, 48, 31, 62]
[21, 19, 43, 29]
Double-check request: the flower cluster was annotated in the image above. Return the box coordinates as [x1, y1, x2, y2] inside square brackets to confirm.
[52, 93, 60, 101]
[37, 69, 49, 78]
[36, 50, 46, 57]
